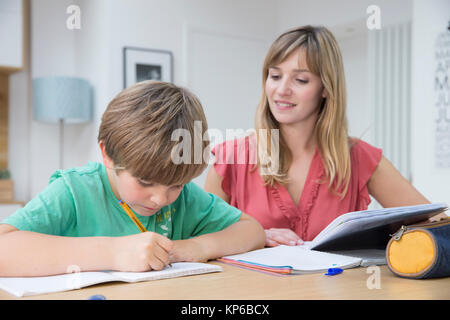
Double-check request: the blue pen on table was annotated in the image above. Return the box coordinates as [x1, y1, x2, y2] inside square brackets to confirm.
[324, 268, 343, 276]
[88, 294, 107, 300]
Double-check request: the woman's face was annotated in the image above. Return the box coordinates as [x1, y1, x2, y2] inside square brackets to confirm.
[265, 48, 326, 127]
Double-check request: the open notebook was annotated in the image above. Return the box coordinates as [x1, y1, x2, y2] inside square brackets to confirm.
[0, 262, 223, 298]
[220, 203, 448, 275]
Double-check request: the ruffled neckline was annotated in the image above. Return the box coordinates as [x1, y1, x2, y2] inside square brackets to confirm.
[270, 149, 326, 238]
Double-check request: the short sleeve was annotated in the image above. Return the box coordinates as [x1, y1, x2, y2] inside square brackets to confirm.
[352, 140, 382, 189]
[180, 182, 241, 238]
[211, 141, 236, 199]
[1, 177, 76, 235]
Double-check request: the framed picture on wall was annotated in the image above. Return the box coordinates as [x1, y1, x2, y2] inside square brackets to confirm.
[123, 47, 173, 88]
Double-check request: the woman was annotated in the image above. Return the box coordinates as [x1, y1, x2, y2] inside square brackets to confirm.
[204, 25, 439, 247]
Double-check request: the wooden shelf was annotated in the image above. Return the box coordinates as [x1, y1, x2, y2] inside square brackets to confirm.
[0, 200, 25, 206]
[0, 66, 23, 75]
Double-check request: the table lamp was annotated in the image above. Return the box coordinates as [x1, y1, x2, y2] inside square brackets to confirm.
[33, 76, 92, 169]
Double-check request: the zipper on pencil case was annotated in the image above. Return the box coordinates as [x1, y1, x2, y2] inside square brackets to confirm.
[390, 218, 449, 241]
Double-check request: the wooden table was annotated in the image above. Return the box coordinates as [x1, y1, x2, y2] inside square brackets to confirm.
[1, 263, 449, 300]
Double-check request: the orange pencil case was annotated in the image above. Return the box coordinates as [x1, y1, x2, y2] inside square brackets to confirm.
[386, 217, 450, 279]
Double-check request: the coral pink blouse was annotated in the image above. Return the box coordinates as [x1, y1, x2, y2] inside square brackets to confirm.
[211, 136, 382, 241]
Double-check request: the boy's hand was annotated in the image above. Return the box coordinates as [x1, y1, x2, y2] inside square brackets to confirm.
[264, 228, 304, 247]
[112, 232, 173, 272]
[168, 239, 209, 264]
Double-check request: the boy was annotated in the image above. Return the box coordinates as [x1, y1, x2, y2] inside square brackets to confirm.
[0, 81, 265, 277]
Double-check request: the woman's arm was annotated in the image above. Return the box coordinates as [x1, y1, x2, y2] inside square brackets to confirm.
[368, 156, 429, 206]
[368, 156, 447, 220]
[204, 165, 230, 203]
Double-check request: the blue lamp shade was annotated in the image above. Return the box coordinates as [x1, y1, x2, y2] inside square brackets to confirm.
[33, 77, 92, 123]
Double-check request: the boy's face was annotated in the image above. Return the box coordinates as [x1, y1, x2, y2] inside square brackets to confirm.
[100, 142, 183, 217]
[111, 170, 183, 216]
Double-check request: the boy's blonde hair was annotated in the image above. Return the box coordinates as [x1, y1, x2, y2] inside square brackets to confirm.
[255, 25, 351, 197]
[98, 80, 208, 185]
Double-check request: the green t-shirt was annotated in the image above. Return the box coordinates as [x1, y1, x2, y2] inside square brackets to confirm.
[1, 162, 241, 239]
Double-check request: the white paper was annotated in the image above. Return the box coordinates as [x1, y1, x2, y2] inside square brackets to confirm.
[0, 262, 223, 297]
[223, 245, 362, 274]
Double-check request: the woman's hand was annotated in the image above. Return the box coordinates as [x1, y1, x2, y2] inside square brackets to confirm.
[264, 228, 303, 247]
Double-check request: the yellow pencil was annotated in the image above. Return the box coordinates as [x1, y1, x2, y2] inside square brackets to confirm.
[118, 199, 172, 267]
[118, 200, 147, 232]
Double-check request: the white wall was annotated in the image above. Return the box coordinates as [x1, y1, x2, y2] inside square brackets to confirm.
[70, 0, 110, 167]
[275, 0, 412, 34]
[8, 59, 30, 202]
[411, 0, 450, 204]
[339, 32, 371, 142]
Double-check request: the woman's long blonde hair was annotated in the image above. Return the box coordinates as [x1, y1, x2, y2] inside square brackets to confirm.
[255, 25, 351, 197]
